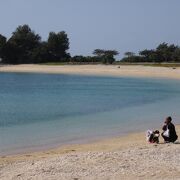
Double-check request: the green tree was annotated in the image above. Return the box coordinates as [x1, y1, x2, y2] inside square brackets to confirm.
[6, 24, 41, 64]
[139, 49, 153, 58]
[93, 49, 119, 64]
[30, 41, 50, 63]
[156, 43, 178, 62]
[0, 34, 7, 62]
[124, 52, 135, 58]
[122, 42, 180, 63]
[47, 31, 70, 61]
[139, 49, 158, 62]
[172, 48, 180, 62]
[92, 49, 105, 57]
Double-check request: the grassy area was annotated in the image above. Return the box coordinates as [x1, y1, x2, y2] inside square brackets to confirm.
[39, 62, 102, 65]
[39, 62, 68, 65]
[143, 64, 180, 67]
[115, 62, 180, 68]
[39, 61, 180, 68]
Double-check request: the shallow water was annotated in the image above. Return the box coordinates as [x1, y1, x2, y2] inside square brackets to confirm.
[0, 73, 180, 155]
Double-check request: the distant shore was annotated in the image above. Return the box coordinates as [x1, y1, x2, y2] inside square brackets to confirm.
[0, 64, 180, 80]
[0, 126, 180, 179]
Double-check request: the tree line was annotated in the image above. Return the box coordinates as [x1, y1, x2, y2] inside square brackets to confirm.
[0, 25, 70, 64]
[122, 43, 180, 63]
[0, 24, 118, 64]
[1, 24, 180, 64]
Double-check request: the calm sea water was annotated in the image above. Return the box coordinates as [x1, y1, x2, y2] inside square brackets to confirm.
[0, 72, 180, 155]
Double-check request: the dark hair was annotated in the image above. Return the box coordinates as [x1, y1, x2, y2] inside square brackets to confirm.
[154, 130, 160, 134]
[166, 116, 172, 122]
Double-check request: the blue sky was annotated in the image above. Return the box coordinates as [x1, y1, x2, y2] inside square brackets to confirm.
[0, 0, 180, 59]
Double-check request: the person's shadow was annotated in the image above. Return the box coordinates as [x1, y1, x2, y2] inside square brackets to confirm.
[157, 141, 180, 144]
[174, 141, 180, 144]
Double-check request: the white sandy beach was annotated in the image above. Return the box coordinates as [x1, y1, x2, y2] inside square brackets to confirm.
[0, 64, 180, 79]
[0, 65, 180, 179]
[0, 126, 180, 180]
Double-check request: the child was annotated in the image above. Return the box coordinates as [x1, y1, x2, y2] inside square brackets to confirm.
[146, 130, 160, 143]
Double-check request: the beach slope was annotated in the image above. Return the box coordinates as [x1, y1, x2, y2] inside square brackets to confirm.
[0, 126, 180, 180]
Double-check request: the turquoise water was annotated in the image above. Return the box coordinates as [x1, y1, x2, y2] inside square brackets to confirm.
[0, 72, 180, 155]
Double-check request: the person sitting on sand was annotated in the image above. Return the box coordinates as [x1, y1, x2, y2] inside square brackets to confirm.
[162, 116, 178, 143]
[146, 130, 160, 143]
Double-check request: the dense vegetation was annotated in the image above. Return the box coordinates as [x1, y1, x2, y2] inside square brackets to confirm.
[0, 25, 118, 64]
[71, 49, 118, 64]
[122, 43, 180, 63]
[0, 25, 70, 64]
[1, 24, 180, 64]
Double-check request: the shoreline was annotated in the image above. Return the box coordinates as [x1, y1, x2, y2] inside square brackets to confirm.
[1, 125, 179, 162]
[0, 64, 180, 80]
[0, 130, 145, 162]
[0, 126, 180, 179]
[0, 125, 152, 157]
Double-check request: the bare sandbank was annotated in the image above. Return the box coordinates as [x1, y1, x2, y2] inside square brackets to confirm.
[0, 64, 180, 79]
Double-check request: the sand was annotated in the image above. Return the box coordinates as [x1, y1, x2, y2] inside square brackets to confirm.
[0, 64, 180, 179]
[0, 126, 180, 180]
[0, 64, 180, 79]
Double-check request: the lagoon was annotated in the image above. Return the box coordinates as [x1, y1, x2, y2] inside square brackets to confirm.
[0, 72, 180, 155]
